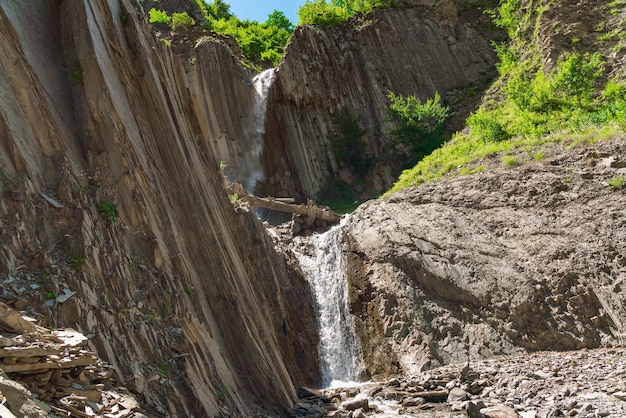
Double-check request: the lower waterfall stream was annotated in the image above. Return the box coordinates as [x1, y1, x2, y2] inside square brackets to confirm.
[293, 220, 417, 417]
[295, 217, 363, 388]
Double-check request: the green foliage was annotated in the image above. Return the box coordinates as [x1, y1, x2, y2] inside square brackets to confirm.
[551, 52, 604, 107]
[171, 12, 195, 30]
[69, 257, 87, 271]
[316, 178, 359, 214]
[328, 109, 372, 177]
[385, 0, 626, 196]
[156, 361, 173, 377]
[206, 5, 293, 66]
[386, 91, 451, 167]
[317, 109, 371, 213]
[297, 0, 390, 27]
[491, 0, 521, 37]
[148, 8, 170, 25]
[467, 109, 511, 142]
[266, 10, 294, 32]
[298, 0, 350, 27]
[97, 202, 118, 223]
[215, 386, 229, 397]
[70, 67, 83, 81]
[204, 0, 233, 20]
[607, 175, 626, 188]
[501, 155, 520, 166]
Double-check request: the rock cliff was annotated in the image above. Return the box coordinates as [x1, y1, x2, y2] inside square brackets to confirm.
[345, 138, 626, 378]
[260, 2, 500, 199]
[0, 1, 320, 416]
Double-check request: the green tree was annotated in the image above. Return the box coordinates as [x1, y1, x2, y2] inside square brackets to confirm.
[265, 10, 294, 32]
[205, 0, 232, 20]
[298, 0, 349, 27]
[298, 0, 390, 27]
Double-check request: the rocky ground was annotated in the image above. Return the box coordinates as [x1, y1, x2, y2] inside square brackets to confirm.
[289, 347, 626, 417]
[0, 303, 144, 418]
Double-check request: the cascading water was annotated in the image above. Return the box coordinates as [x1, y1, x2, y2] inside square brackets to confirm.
[242, 68, 276, 192]
[295, 218, 363, 387]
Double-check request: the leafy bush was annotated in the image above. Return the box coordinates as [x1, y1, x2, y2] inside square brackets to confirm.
[316, 177, 359, 214]
[298, 0, 390, 27]
[298, 0, 350, 27]
[386, 91, 451, 167]
[148, 8, 170, 25]
[206, 6, 293, 66]
[551, 52, 604, 107]
[97, 202, 118, 223]
[171, 12, 195, 30]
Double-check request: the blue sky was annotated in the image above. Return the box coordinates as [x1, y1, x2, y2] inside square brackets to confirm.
[226, 1, 305, 25]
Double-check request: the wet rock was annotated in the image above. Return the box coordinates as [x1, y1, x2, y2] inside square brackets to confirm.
[342, 398, 369, 412]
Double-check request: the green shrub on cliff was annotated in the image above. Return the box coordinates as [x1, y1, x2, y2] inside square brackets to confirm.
[385, 1, 626, 195]
[171, 12, 195, 30]
[385, 91, 451, 169]
[148, 8, 170, 26]
[199, 1, 293, 67]
[298, 0, 391, 27]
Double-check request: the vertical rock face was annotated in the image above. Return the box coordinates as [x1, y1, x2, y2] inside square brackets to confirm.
[261, 5, 498, 199]
[0, 0, 320, 416]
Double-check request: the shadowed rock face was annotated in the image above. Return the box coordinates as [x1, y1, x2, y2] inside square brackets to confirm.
[261, 5, 499, 199]
[345, 139, 626, 378]
[0, 0, 320, 415]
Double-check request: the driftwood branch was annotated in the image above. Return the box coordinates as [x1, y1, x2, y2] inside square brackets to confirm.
[227, 182, 341, 224]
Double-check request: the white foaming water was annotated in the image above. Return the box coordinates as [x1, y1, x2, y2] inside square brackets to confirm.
[242, 68, 276, 192]
[296, 218, 363, 387]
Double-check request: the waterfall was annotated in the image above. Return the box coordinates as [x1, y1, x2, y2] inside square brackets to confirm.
[242, 68, 276, 192]
[295, 218, 363, 387]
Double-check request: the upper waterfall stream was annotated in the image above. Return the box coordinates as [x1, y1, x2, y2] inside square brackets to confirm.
[294, 218, 363, 388]
[227, 68, 276, 193]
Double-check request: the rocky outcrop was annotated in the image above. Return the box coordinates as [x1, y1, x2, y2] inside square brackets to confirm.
[0, 0, 320, 416]
[261, 4, 499, 199]
[345, 138, 626, 378]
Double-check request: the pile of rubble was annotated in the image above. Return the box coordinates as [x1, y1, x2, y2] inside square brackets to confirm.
[289, 348, 626, 417]
[0, 302, 143, 417]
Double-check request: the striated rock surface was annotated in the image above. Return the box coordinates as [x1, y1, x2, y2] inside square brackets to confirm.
[345, 138, 626, 378]
[261, 3, 499, 199]
[0, 0, 320, 416]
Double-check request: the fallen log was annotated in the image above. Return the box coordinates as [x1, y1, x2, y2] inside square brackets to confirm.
[227, 182, 341, 224]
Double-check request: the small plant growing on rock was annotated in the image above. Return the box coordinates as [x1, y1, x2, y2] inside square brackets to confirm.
[70, 67, 83, 81]
[97, 202, 118, 222]
[69, 257, 86, 270]
[148, 8, 170, 26]
[502, 155, 520, 166]
[171, 12, 195, 30]
[215, 386, 229, 398]
[607, 175, 626, 188]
